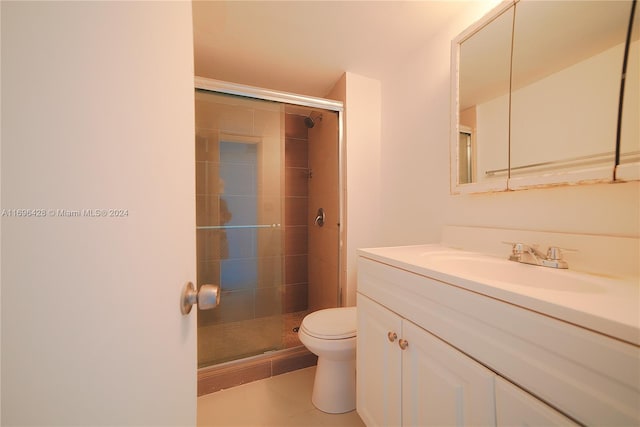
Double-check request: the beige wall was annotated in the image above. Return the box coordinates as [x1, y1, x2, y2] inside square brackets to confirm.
[378, 3, 640, 247]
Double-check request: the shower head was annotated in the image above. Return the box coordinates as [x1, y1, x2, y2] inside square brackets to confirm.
[304, 116, 315, 129]
[304, 112, 323, 129]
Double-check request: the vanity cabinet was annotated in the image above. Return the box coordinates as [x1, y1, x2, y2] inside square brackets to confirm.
[356, 253, 639, 426]
[357, 294, 495, 426]
[495, 377, 578, 427]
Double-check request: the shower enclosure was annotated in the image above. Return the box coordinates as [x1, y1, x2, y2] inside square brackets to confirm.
[194, 80, 343, 369]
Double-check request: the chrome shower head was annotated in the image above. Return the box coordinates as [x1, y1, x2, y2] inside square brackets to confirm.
[304, 116, 315, 128]
[304, 112, 322, 129]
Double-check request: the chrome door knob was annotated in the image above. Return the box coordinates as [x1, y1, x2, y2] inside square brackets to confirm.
[181, 282, 221, 315]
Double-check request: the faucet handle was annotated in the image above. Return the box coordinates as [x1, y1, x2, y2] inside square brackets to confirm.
[546, 246, 563, 260]
[502, 241, 524, 252]
[546, 246, 577, 260]
[503, 241, 542, 255]
[502, 241, 525, 261]
[541, 246, 576, 269]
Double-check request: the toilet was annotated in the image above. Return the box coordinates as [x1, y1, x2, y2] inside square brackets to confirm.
[298, 306, 357, 414]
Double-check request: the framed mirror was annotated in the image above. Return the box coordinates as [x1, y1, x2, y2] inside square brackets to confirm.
[451, 2, 514, 193]
[509, 0, 632, 189]
[451, 0, 638, 194]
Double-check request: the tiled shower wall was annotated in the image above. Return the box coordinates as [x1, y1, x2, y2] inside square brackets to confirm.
[284, 115, 310, 314]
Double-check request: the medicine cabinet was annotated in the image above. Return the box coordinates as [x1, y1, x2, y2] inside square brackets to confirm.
[451, 0, 639, 194]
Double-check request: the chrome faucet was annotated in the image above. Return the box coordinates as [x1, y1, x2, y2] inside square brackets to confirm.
[507, 243, 569, 269]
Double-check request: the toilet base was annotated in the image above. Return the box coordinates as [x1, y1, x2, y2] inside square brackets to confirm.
[311, 357, 356, 414]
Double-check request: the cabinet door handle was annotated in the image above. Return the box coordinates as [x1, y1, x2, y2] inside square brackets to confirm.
[398, 339, 409, 350]
[387, 331, 398, 342]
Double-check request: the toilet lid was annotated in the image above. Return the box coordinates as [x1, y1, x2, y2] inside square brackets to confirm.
[301, 307, 357, 340]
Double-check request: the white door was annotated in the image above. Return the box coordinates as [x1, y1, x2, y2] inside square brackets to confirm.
[402, 321, 496, 426]
[495, 377, 579, 426]
[1, 2, 196, 425]
[356, 294, 403, 427]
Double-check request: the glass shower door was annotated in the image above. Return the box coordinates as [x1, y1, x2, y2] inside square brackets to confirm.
[195, 90, 284, 367]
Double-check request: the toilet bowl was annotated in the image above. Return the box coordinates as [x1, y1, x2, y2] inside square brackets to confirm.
[298, 307, 357, 414]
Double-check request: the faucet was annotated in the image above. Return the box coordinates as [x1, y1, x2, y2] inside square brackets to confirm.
[507, 243, 569, 269]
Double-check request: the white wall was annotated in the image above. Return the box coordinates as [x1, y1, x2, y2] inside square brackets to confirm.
[511, 43, 623, 168]
[327, 72, 382, 307]
[379, 3, 640, 247]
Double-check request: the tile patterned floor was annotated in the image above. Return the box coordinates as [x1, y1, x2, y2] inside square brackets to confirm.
[199, 311, 309, 367]
[197, 366, 365, 426]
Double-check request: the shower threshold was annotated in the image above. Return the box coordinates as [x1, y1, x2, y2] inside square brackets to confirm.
[198, 345, 317, 396]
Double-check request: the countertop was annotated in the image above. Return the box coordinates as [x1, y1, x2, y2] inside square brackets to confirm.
[358, 244, 640, 346]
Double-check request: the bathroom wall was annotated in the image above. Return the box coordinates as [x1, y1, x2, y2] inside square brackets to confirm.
[308, 110, 341, 311]
[326, 73, 382, 307]
[378, 3, 640, 248]
[284, 115, 310, 313]
[285, 111, 341, 313]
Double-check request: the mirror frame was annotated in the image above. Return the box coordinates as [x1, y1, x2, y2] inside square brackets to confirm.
[451, 0, 637, 194]
[450, 1, 513, 194]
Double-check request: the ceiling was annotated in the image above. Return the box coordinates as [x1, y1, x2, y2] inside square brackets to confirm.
[192, 1, 477, 98]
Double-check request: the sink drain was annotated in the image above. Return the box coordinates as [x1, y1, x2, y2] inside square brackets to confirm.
[292, 326, 300, 333]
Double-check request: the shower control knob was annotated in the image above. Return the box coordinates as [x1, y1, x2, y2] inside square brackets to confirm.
[387, 331, 398, 342]
[180, 282, 221, 315]
[398, 339, 409, 350]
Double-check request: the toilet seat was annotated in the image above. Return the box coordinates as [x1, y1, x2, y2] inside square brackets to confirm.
[300, 307, 357, 340]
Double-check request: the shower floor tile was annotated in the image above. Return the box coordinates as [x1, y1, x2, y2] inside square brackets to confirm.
[197, 366, 365, 427]
[199, 311, 309, 367]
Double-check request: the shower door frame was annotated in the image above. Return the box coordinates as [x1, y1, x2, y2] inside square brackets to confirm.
[194, 74, 346, 324]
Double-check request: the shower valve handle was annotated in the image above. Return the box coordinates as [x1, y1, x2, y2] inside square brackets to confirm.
[180, 282, 221, 315]
[314, 208, 325, 227]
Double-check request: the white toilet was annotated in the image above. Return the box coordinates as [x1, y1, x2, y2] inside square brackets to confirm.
[298, 306, 357, 414]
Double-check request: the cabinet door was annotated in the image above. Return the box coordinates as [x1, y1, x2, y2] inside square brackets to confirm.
[357, 294, 403, 427]
[402, 321, 496, 426]
[495, 377, 579, 426]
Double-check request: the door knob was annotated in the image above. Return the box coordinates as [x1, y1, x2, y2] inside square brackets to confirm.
[181, 282, 221, 315]
[387, 331, 398, 342]
[398, 339, 409, 350]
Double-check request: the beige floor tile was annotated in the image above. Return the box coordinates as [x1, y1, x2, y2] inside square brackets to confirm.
[197, 367, 365, 427]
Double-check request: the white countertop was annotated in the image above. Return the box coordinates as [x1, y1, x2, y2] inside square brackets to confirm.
[358, 244, 640, 346]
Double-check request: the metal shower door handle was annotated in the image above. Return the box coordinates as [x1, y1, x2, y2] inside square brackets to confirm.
[181, 282, 221, 315]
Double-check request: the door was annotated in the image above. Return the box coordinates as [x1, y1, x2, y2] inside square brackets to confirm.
[495, 377, 579, 426]
[402, 321, 496, 426]
[356, 294, 403, 426]
[195, 90, 285, 366]
[1, 2, 196, 425]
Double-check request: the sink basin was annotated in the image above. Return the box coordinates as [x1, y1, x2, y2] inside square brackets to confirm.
[421, 253, 606, 293]
[359, 243, 639, 346]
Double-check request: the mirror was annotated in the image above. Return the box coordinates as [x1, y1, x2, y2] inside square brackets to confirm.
[451, 0, 638, 193]
[452, 2, 514, 192]
[509, 0, 632, 188]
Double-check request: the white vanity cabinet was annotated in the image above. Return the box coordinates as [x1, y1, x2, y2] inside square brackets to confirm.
[494, 377, 578, 426]
[357, 294, 496, 426]
[356, 252, 639, 426]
